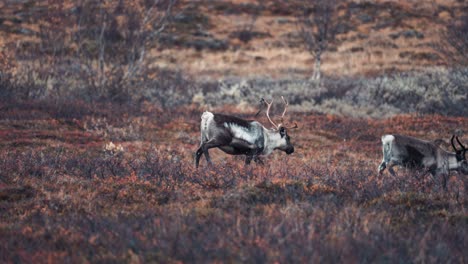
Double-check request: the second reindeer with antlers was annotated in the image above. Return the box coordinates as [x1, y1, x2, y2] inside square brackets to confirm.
[195, 97, 298, 168]
[378, 134, 468, 189]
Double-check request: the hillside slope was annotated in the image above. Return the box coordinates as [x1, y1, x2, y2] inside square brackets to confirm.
[0, 0, 466, 80]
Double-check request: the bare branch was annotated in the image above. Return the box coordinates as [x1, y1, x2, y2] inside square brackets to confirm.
[296, 0, 344, 80]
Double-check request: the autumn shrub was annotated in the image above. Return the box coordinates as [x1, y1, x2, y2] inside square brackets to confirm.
[1, 201, 465, 263]
[1, 136, 467, 262]
[347, 68, 468, 117]
[4, 60, 466, 119]
[1, 0, 192, 110]
[131, 148, 190, 186]
[195, 68, 468, 118]
[0, 148, 93, 181]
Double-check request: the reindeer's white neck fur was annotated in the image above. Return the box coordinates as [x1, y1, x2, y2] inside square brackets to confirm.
[262, 128, 284, 155]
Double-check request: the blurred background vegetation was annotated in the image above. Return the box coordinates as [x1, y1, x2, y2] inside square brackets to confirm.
[0, 0, 466, 117]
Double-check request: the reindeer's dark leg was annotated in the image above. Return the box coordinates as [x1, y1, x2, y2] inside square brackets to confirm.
[245, 155, 264, 166]
[231, 138, 257, 152]
[245, 155, 253, 165]
[379, 160, 397, 176]
[195, 145, 204, 168]
[195, 141, 210, 168]
[378, 161, 386, 174]
[195, 139, 225, 168]
[230, 138, 258, 166]
[254, 156, 264, 165]
[425, 165, 438, 184]
[387, 161, 397, 176]
[202, 139, 223, 164]
[441, 174, 448, 191]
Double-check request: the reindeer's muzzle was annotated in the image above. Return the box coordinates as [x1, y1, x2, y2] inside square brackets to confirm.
[286, 146, 294, 155]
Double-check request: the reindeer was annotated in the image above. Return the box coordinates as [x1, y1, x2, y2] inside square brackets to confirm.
[195, 97, 297, 168]
[378, 134, 468, 189]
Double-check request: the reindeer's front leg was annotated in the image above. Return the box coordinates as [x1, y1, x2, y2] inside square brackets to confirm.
[231, 138, 257, 151]
[245, 153, 265, 166]
[254, 156, 264, 165]
[229, 138, 261, 166]
[245, 155, 254, 165]
[244, 155, 264, 165]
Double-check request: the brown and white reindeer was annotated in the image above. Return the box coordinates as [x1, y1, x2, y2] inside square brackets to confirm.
[195, 97, 297, 168]
[378, 134, 468, 189]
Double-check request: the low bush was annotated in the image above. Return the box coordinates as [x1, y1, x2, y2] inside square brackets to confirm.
[194, 68, 468, 118]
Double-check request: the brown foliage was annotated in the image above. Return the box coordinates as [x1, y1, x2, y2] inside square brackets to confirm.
[0, 101, 467, 262]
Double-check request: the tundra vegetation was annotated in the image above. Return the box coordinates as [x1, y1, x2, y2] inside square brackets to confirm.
[0, 0, 467, 262]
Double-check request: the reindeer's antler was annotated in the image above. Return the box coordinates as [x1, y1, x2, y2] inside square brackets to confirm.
[280, 96, 298, 129]
[456, 136, 466, 150]
[264, 98, 279, 130]
[456, 136, 466, 156]
[262, 97, 299, 130]
[280, 96, 288, 124]
[451, 135, 466, 155]
[451, 135, 457, 152]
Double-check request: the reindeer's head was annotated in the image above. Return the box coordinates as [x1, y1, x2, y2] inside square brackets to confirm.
[263, 96, 298, 155]
[451, 135, 468, 174]
[277, 126, 295, 154]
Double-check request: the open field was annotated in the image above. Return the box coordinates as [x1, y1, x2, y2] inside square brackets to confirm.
[0, 0, 467, 262]
[0, 101, 467, 262]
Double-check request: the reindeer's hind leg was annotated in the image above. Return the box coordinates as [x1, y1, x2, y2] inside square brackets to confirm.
[195, 139, 224, 168]
[195, 145, 204, 168]
[378, 161, 397, 175]
[378, 161, 387, 174]
[379, 157, 397, 176]
[387, 162, 397, 176]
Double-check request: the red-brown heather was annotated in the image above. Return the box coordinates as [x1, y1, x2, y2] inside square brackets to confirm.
[0, 0, 467, 263]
